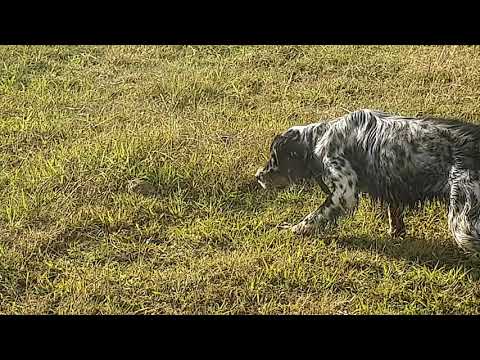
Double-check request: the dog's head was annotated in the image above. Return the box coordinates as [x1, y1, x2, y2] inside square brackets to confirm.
[255, 128, 312, 189]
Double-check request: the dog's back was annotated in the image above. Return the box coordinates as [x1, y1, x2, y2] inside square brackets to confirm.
[313, 110, 480, 206]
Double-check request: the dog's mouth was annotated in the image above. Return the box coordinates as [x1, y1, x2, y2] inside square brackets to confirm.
[255, 168, 291, 190]
[255, 168, 268, 189]
[257, 179, 268, 189]
[257, 180, 268, 190]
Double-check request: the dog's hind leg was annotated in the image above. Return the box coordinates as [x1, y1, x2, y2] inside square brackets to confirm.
[388, 204, 406, 238]
[448, 168, 480, 254]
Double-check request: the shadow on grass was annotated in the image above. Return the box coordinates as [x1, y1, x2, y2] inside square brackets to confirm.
[214, 180, 480, 281]
[331, 232, 480, 280]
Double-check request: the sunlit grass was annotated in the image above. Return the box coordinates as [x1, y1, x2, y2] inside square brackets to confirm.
[1, 45, 480, 314]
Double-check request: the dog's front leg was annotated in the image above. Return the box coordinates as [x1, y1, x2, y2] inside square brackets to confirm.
[292, 158, 359, 236]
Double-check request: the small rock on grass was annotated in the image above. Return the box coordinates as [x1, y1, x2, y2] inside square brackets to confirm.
[127, 178, 157, 195]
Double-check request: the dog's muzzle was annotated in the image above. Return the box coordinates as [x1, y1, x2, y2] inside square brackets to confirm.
[255, 168, 267, 189]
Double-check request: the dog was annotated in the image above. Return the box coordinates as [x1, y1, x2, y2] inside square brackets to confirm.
[255, 109, 480, 255]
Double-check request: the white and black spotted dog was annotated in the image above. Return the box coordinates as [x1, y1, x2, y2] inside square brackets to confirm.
[255, 109, 480, 255]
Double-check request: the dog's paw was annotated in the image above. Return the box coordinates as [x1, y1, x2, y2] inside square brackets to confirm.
[276, 222, 293, 229]
[291, 221, 316, 236]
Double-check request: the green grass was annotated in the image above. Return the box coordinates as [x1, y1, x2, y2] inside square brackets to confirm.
[1, 45, 480, 314]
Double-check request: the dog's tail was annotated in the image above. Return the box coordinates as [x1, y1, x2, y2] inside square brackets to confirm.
[448, 168, 480, 254]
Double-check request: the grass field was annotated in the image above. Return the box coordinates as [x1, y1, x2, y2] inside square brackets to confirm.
[1, 45, 480, 314]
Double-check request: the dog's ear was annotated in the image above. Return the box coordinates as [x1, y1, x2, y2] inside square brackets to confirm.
[280, 129, 307, 158]
[270, 134, 282, 152]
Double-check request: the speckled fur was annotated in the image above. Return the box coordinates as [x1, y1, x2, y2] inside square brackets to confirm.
[255, 109, 480, 254]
